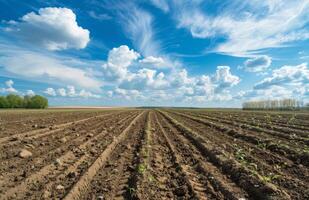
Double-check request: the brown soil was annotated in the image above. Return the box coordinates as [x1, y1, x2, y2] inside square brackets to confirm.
[0, 109, 308, 200]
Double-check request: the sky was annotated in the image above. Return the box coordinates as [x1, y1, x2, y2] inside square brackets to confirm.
[0, 0, 308, 107]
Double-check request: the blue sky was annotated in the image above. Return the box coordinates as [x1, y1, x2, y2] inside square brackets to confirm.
[0, 0, 308, 107]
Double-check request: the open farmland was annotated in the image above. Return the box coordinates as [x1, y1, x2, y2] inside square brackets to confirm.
[0, 109, 308, 200]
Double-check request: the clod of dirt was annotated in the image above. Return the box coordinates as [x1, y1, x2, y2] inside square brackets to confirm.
[56, 185, 65, 191]
[54, 158, 62, 166]
[60, 137, 67, 143]
[39, 125, 47, 129]
[67, 171, 77, 178]
[174, 186, 187, 196]
[9, 136, 19, 141]
[87, 133, 94, 138]
[19, 149, 33, 158]
[42, 190, 51, 199]
[49, 126, 53, 130]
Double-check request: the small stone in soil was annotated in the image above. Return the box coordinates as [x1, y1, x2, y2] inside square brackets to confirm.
[19, 149, 33, 158]
[56, 185, 65, 191]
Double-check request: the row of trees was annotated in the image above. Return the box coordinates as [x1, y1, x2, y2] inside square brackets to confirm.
[242, 99, 307, 110]
[0, 94, 48, 109]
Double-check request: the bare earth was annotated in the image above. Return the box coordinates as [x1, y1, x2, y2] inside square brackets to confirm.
[0, 108, 308, 200]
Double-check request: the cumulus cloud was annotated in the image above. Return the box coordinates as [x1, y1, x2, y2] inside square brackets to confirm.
[139, 56, 165, 67]
[1, 52, 102, 91]
[213, 66, 240, 92]
[26, 90, 35, 96]
[57, 88, 67, 97]
[119, 68, 169, 90]
[44, 88, 56, 96]
[102, 45, 140, 81]
[44, 86, 100, 98]
[6, 7, 90, 50]
[0, 79, 18, 93]
[254, 63, 309, 89]
[112, 88, 144, 100]
[243, 55, 272, 72]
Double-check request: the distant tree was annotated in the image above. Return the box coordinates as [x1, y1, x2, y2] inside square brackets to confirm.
[27, 95, 48, 109]
[0, 96, 9, 108]
[0, 94, 48, 109]
[243, 99, 304, 111]
[23, 95, 32, 108]
[6, 94, 24, 108]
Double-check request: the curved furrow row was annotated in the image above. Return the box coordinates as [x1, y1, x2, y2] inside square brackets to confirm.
[159, 110, 291, 200]
[169, 111, 309, 167]
[176, 111, 309, 143]
[63, 111, 147, 200]
[156, 111, 250, 200]
[185, 110, 309, 134]
[0, 111, 124, 145]
[166, 111, 308, 199]
[0, 111, 140, 200]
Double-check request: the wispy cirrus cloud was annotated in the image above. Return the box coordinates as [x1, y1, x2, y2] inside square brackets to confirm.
[170, 0, 309, 57]
[115, 2, 161, 57]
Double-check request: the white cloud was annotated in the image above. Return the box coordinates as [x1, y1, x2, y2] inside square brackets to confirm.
[44, 86, 100, 98]
[57, 88, 67, 97]
[119, 68, 169, 90]
[1, 79, 18, 93]
[102, 45, 140, 81]
[113, 88, 144, 100]
[139, 56, 166, 68]
[254, 63, 309, 89]
[119, 6, 161, 56]
[5, 80, 14, 88]
[44, 88, 56, 96]
[149, 0, 169, 12]
[26, 90, 35, 96]
[6, 7, 90, 50]
[174, 1, 309, 56]
[1, 52, 102, 91]
[213, 66, 240, 92]
[88, 11, 112, 21]
[243, 55, 272, 72]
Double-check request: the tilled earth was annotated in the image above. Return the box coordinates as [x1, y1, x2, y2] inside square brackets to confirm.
[0, 109, 308, 200]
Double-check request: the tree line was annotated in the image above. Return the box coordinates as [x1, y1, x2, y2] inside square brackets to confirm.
[242, 99, 308, 110]
[0, 94, 48, 109]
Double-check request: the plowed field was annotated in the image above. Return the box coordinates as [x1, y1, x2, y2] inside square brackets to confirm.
[0, 109, 308, 200]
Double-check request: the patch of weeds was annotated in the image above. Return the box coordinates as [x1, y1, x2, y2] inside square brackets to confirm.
[259, 173, 281, 183]
[127, 187, 136, 197]
[235, 148, 246, 162]
[148, 175, 155, 182]
[257, 141, 267, 150]
[137, 163, 147, 174]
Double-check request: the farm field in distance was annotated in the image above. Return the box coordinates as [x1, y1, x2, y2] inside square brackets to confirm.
[0, 108, 308, 200]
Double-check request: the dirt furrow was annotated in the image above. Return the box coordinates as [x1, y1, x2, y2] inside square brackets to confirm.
[156, 111, 250, 200]
[159, 110, 291, 200]
[0, 112, 139, 200]
[175, 111, 309, 144]
[134, 111, 193, 199]
[0, 111, 124, 145]
[169, 111, 309, 167]
[167, 111, 308, 199]
[183, 111, 309, 137]
[63, 111, 147, 200]
[0, 112, 137, 184]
